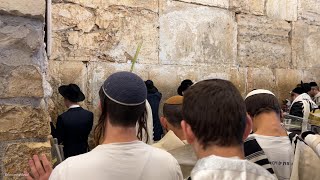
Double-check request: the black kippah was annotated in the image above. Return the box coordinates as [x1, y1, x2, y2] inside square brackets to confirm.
[102, 71, 147, 106]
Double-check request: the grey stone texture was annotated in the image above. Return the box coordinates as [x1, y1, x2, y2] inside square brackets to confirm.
[0, 0, 50, 179]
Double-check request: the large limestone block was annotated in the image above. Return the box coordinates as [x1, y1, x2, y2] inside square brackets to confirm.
[48, 61, 89, 123]
[247, 67, 277, 94]
[275, 69, 303, 101]
[3, 141, 51, 179]
[0, 15, 45, 67]
[52, 3, 95, 32]
[298, 0, 320, 26]
[237, 14, 292, 68]
[160, 3, 237, 65]
[230, 0, 265, 15]
[173, 0, 229, 8]
[0, 0, 45, 20]
[303, 68, 320, 83]
[88, 62, 149, 103]
[0, 105, 50, 141]
[51, 6, 158, 64]
[0, 65, 44, 98]
[63, 0, 158, 12]
[292, 21, 320, 68]
[266, 0, 298, 21]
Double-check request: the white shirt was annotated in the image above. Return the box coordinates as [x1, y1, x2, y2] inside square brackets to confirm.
[50, 141, 183, 180]
[305, 134, 320, 157]
[152, 131, 196, 179]
[191, 155, 276, 180]
[69, 104, 80, 109]
[314, 92, 320, 106]
[252, 134, 294, 180]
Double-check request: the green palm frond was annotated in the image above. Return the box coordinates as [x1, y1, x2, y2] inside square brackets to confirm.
[130, 41, 143, 72]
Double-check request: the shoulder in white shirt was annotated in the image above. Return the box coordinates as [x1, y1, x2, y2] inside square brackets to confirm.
[191, 155, 276, 180]
[250, 134, 294, 180]
[50, 141, 183, 180]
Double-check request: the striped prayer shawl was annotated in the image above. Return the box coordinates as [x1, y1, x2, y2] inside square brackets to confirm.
[244, 136, 275, 175]
[244, 132, 301, 176]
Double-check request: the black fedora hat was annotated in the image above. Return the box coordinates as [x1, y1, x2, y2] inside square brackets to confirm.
[58, 84, 85, 102]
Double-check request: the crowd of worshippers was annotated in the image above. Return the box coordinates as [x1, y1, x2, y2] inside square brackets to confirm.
[25, 72, 320, 180]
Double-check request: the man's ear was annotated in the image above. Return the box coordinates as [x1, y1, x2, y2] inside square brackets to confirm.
[181, 120, 195, 144]
[98, 101, 102, 111]
[160, 117, 168, 130]
[243, 114, 253, 141]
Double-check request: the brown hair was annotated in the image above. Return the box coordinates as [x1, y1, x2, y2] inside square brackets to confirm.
[163, 104, 183, 128]
[94, 87, 148, 146]
[182, 79, 246, 149]
[245, 93, 281, 118]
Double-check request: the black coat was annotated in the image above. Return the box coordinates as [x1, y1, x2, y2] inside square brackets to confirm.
[147, 91, 163, 141]
[51, 107, 93, 159]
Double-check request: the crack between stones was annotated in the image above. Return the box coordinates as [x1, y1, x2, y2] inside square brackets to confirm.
[173, 0, 229, 10]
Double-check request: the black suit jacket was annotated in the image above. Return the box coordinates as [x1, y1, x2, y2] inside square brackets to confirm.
[51, 107, 93, 159]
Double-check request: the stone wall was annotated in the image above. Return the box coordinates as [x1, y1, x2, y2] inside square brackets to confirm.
[49, 0, 320, 146]
[0, 0, 319, 176]
[0, 0, 51, 179]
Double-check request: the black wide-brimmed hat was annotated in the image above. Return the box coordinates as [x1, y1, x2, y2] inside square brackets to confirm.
[177, 79, 193, 96]
[145, 80, 159, 94]
[58, 84, 85, 102]
[310, 82, 318, 87]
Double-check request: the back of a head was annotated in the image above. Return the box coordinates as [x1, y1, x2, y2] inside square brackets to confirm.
[301, 82, 311, 93]
[94, 72, 147, 145]
[163, 96, 183, 128]
[100, 71, 147, 126]
[182, 79, 246, 149]
[245, 89, 281, 118]
[310, 81, 319, 91]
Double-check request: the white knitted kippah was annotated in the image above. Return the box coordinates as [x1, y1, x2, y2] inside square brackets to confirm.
[245, 89, 275, 99]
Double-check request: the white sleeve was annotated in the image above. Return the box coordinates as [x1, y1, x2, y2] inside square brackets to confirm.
[146, 100, 154, 144]
[49, 162, 67, 180]
[305, 134, 320, 157]
[170, 156, 183, 180]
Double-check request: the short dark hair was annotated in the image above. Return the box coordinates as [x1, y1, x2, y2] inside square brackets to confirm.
[163, 104, 183, 128]
[245, 94, 281, 117]
[182, 79, 246, 149]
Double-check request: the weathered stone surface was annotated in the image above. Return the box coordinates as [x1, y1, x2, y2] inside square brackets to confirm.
[52, 3, 95, 32]
[0, 15, 45, 68]
[303, 68, 320, 83]
[174, 0, 229, 8]
[0, 65, 44, 98]
[266, 0, 298, 21]
[247, 67, 277, 94]
[237, 14, 292, 68]
[51, 6, 158, 64]
[64, 0, 158, 12]
[3, 142, 51, 179]
[48, 61, 89, 123]
[275, 69, 303, 101]
[0, 105, 50, 141]
[292, 21, 320, 68]
[298, 0, 320, 26]
[0, 0, 45, 19]
[160, 4, 237, 65]
[230, 0, 265, 15]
